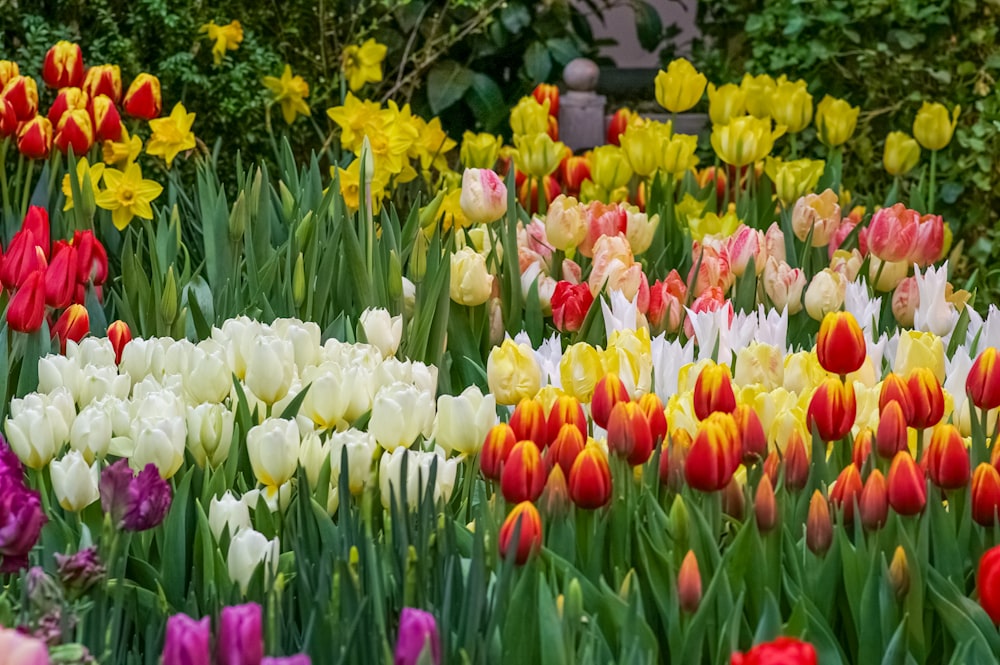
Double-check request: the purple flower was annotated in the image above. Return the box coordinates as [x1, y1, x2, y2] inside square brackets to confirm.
[0, 482, 46, 573]
[55, 547, 106, 596]
[394, 608, 441, 665]
[0, 625, 50, 664]
[0, 438, 23, 482]
[217, 603, 263, 665]
[99, 460, 172, 532]
[262, 657, 311, 665]
[162, 613, 211, 665]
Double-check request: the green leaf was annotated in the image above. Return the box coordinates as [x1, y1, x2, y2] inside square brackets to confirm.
[524, 42, 552, 82]
[465, 73, 507, 132]
[427, 61, 475, 114]
[500, 4, 531, 33]
[634, 1, 664, 51]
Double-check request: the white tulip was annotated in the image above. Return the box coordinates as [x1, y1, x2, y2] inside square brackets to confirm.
[369, 382, 436, 452]
[272, 318, 322, 372]
[300, 363, 350, 430]
[186, 403, 235, 467]
[433, 386, 497, 455]
[244, 335, 295, 405]
[209, 491, 251, 541]
[5, 395, 60, 469]
[79, 364, 130, 406]
[379, 447, 458, 511]
[70, 404, 112, 463]
[359, 308, 403, 359]
[49, 451, 100, 511]
[38, 354, 83, 402]
[297, 430, 330, 489]
[162, 338, 195, 378]
[182, 344, 232, 405]
[131, 387, 185, 421]
[67, 337, 117, 369]
[246, 418, 300, 487]
[328, 428, 376, 494]
[130, 416, 186, 478]
[227, 528, 279, 594]
[120, 337, 165, 385]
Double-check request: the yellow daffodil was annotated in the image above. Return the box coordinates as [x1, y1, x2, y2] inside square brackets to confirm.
[439, 188, 470, 231]
[263, 65, 310, 125]
[327, 93, 382, 152]
[815, 95, 859, 147]
[146, 102, 196, 168]
[460, 131, 503, 169]
[199, 20, 243, 65]
[96, 162, 163, 230]
[62, 156, 105, 211]
[342, 39, 387, 92]
[335, 158, 389, 213]
[412, 115, 456, 172]
[102, 124, 142, 167]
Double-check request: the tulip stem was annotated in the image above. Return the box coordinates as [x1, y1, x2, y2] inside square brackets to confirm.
[0, 137, 9, 227]
[20, 158, 33, 220]
[928, 149, 937, 214]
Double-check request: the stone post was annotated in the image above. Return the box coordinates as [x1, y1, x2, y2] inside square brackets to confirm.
[558, 58, 606, 152]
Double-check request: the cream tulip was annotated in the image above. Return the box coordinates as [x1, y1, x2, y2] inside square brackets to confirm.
[246, 418, 300, 487]
[49, 450, 100, 511]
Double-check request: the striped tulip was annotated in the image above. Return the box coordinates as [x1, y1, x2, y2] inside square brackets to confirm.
[879, 373, 914, 424]
[568, 444, 612, 509]
[545, 395, 587, 444]
[692, 362, 737, 421]
[968, 348, 1000, 411]
[887, 452, 926, 516]
[607, 401, 653, 466]
[545, 424, 586, 478]
[806, 490, 832, 555]
[42, 41, 85, 88]
[500, 441, 546, 504]
[859, 469, 888, 531]
[480, 424, 517, 481]
[510, 398, 547, 447]
[685, 412, 738, 492]
[816, 311, 866, 375]
[498, 501, 543, 564]
[972, 463, 1000, 527]
[925, 424, 970, 490]
[905, 367, 944, 429]
[591, 373, 630, 430]
[806, 378, 856, 442]
[829, 464, 863, 525]
[875, 399, 909, 460]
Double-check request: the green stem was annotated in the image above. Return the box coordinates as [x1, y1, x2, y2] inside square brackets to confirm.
[20, 158, 34, 219]
[928, 149, 937, 214]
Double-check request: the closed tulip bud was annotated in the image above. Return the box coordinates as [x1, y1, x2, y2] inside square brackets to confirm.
[49, 450, 100, 512]
[163, 613, 211, 665]
[394, 608, 442, 665]
[886, 546, 910, 600]
[43, 41, 84, 88]
[89, 94, 122, 142]
[217, 603, 264, 665]
[733, 404, 767, 464]
[754, 474, 778, 533]
[619, 121, 663, 177]
[459, 130, 502, 170]
[568, 444, 612, 509]
[1, 75, 38, 120]
[655, 58, 706, 113]
[83, 64, 122, 102]
[459, 168, 507, 224]
[560, 155, 591, 196]
[913, 102, 959, 151]
[972, 463, 1000, 527]
[501, 440, 546, 503]
[539, 465, 572, 518]
[498, 501, 543, 564]
[925, 424, 970, 490]
[0, 97, 16, 136]
[532, 83, 559, 117]
[853, 428, 873, 469]
[638, 393, 668, 444]
[551, 281, 593, 333]
[722, 476, 745, 520]
[123, 73, 162, 119]
[978, 546, 1000, 625]
[589, 144, 633, 191]
[510, 398, 547, 446]
[45, 242, 78, 309]
[685, 413, 737, 492]
[693, 362, 737, 421]
[208, 491, 251, 541]
[806, 378, 856, 442]
[816, 95, 859, 147]
[660, 430, 691, 490]
[859, 468, 889, 530]
[7, 270, 47, 333]
[226, 530, 279, 595]
[546, 395, 587, 444]
[292, 252, 306, 307]
[782, 430, 810, 492]
[487, 339, 541, 406]
[546, 424, 586, 478]
[816, 311, 866, 375]
[888, 452, 926, 516]
[17, 116, 53, 160]
[72, 229, 108, 285]
[244, 335, 294, 405]
[711, 115, 783, 167]
[769, 79, 812, 133]
[806, 490, 833, 555]
[830, 464, 864, 525]
[106, 320, 131, 364]
[450, 246, 493, 306]
[246, 418, 300, 488]
[481, 423, 517, 481]
[968, 348, 1000, 411]
[187, 403, 235, 468]
[903, 367, 943, 430]
[591, 373, 630, 429]
[804, 268, 846, 321]
[47, 86, 88, 126]
[512, 132, 567, 179]
[677, 550, 702, 613]
[879, 373, 914, 423]
[883, 131, 920, 176]
[876, 399, 909, 460]
[607, 401, 654, 466]
[51, 304, 90, 353]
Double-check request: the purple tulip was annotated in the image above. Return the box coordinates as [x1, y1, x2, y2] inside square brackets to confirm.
[0, 438, 22, 481]
[394, 608, 441, 665]
[54, 547, 106, 596]
[0, 482, 46, 573]
[162, 613, 211, 665]
[99, 460, 172, 531]
[217, 603, 263, 665]
[262, 657, 311, 665]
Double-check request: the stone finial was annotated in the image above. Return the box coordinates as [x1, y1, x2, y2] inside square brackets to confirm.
[563, 58, 599, 93]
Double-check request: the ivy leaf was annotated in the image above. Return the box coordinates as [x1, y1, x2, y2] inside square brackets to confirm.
[427, 60, 475, 114]
[634, 1, 663, 51]
[524, 42, 552, 82]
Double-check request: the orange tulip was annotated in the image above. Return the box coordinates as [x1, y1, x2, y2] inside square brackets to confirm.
[972, 463, 1000, 527]
[591, 373, 630, 430]
[925, 423, 970, 490]
[829, 464, 863, 525]
[498, 501, 543, 564]
[107, 320, 132, 364]
[693, 361, 737, 421]
[559, 155, 590, 196]
[500, 440, 546, 503]
[859, 469, 889, 530]
[875, 399, 909, 460]
[510, 398, 547, 447]
[968, 347, 1000, 411]
[606, 107, 635, 146]
[806, 490, 832, 555]
[734, 403, 767, 463]
[852, 428, 873, 469]
[607, 400, 654, 466]
[879, 373, 914, 424]
[637, 392, 668, 445]
[887, 452, 926, 516]
[659, 429, 690, 490]
[677, 550, 702, 613]
[481, 423, 517, 481]
[816, 311, 866, 375]
[545, 423, 586, 477]
[783, 430, 810, 491]
[685, 412, 738, 492]
[545, 395, 587, 444]
[42, 41, 84, 88]
[806, 378, 856, 442]
[568, 444, 612, 509]
[905, 367, 944, 429]
[754, 474, 778, 533]
[532, 83, 559, 117]
[51, 304, 90, 353]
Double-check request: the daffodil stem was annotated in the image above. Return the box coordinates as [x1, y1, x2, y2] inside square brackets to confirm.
[928, 149, 937, 214]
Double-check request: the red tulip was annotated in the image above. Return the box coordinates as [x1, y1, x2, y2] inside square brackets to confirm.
[509, 398, 547, 446]
[42, 41, 85, 88]
[887, 452, 926, 516]
[1, 229, 48, 290]
[591, 374, 630, 430]
[925, 423, 970, 490]
[498, 501, 543, 565]
[107, 320, 132, 364]
[83, 64, 123, 103]
[972, 463, 1000, 527]
[734, 403, 767, 464]
[875, 399, 909, 460]
[480, 423, 517, 481]
[568, 444, 612, 509]
[71, 229, 108, 285]
[606, 107, 634, 146]
[546, 394, 587, 443]
[829, 464, 863, 525]
[859, 469, 889, 531]
[677, 550, 702, 613]
[977, 545, 1000, 625]
[89, 94, 122, 142]
[500, 441, 546, 504]
[637, 392, 667, 445]
[1, 75, 39, 120]
[559, 155, 590, 196]
[730, 637, 818, 665]
[16, 116, 53, 159]
[122, 73, 162, 119]
[782, 431, 810, 492]
[816, 311, 866, 375]
[754, 475, 778, 534]
[44, 242, 78, 309]
[551, 281, 593, 333]
[51, 304, 90, 353]
[531, 83, 559, 118]
[806, 378, 856, 442]
[54, 108, 94, 156]
[806, 490, 832, 556]
[607, 400, 653, 466]
[968, 348, 1000, 411]
[879, 373, 914, 424]
[852, 428, 873, 469]
[6, 271, 46, 333]
[47, 86, 88, 126]
[905, 367, 944, 429]
[685, 413, 738, 492]
[693, 362, 737, 421]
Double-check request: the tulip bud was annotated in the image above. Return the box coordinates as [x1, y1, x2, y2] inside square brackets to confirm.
[829, 464, 863, 525]
[359, 307, 402, 359]
[510, 398, 547, 447]
[913, 102, 959, 151]
[163, 613, 211, 665]
[806, 490, 833, 555]
[292, 252, 306, 308]
[978, 546, 1000, 625]
[51, 304, 90, 353]
[17, 116, 53, 160]
[498, 501, 543, 565]
[546, 395, 587, 444]
[722, 476, 745, 520]
[459, 168, 507, 224]
[734, 403, 767, 464]
[754, 475, 778, 533]
[883, 131, 920, 177]
[607, 400, 654, 466]
[876, 399, 909, 460]
[859, 468, 889, 530]
[6, 270, 47, 333]
[887, 452, 926, 516]
[246, 418, 300, 488]
[660, 429, 691, 490]
[123, 73, 162, 119]
[568, 444, 612, 510]
[968, 348, 1000, 411]
[778, 430, 808, 492]
[816, 311, 866, 375]
[53, 107, 94, 155]
[394, 608, 442, 665]
[546, 423, 586, 477]
[972, 463, 1000, 527]
[43, 41, 84, 88]
[501, 440, 546, 504]
[50, 450, 100, 512]
[677, 550, 702, 613]
[888, 546, 910, 600]
[816, 95, 859, 147]
[905, 367, 944, 430]
[853, 428, 873, 469]
[591, 373, 630, 430]
[804, 268, 847, 321]
[806, 378, 856, 442]
[460, 131, 502, 170]
[925, 424, 970, 490]
[208, 491, 251, 541]
[685, 413, 738, 492]
[226, 531, 279, 595]
[45, 242, 78, 310]
[692, 362, 737, 421]
[540, 465, 571, 518]
[481, 423, 517, 481]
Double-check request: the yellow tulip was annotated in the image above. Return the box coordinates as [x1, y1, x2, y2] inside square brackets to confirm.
[883, 131, 920, 176]
[487, 339, 542, 406]
[815, 95, 859, 147]
[764, 156, 825, 205]
[460, 131, 502, 169]
[733, 341, 784, 390]
[912, 102, 959, 151]
[654, 58, 707, 113]
[740, 73, 776, 118]
[893, 330, 946, 383]
[660, 134, 700, 175]
[589, 145, 633, 191]
[710, 116, 784, 166]
[707, 83, 746, 126]
[512, 132, 567, 179]
[510, 96, 550, 137]
[688, 208, 740, 242]
[559, 343, 604, 402]
[769, 79, 812, 133]
[619, 122, 664, 177]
